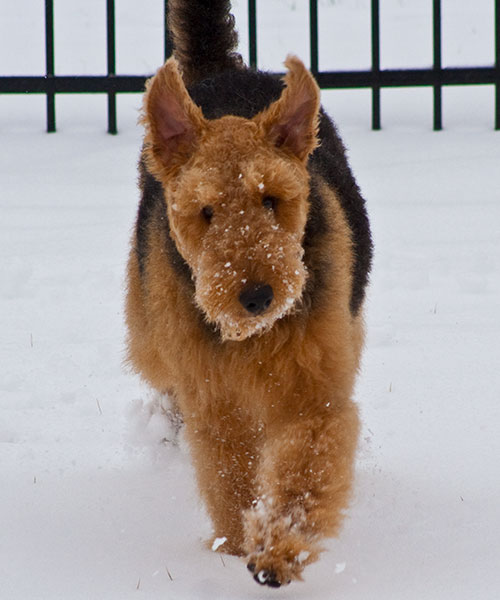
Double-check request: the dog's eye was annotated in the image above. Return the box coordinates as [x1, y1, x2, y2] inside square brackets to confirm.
[262, 196, 278, 211]
[201, 205, 214, 223]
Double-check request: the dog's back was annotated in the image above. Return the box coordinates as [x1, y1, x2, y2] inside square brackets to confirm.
[127, 0, 372, 588]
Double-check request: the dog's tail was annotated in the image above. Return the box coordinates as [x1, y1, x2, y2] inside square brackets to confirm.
[167, 0, 244, 86]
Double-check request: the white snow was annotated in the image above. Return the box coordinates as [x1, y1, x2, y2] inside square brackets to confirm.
[256, 570, 268, 584]
[1, 1, 500, 599]
[334, 561, 346, 574]
[211, 537, 228, 552]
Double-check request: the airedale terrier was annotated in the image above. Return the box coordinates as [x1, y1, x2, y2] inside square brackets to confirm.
[126, 0, 372, 588]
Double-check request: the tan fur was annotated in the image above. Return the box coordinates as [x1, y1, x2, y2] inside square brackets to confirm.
[126, 56, 365, 585]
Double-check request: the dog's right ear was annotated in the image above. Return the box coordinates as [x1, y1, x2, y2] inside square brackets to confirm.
[142, 58, 206, 175]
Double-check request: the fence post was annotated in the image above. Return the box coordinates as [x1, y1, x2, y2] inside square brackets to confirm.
[248, 0, 257, 68]
[433, 0, 443, 130]
[45, 0, 56, 132]
[371, 0, 381, 130]
[309, 0, 318, 76]
[496, 0, 500, 129]
[107, 0, 117, 134]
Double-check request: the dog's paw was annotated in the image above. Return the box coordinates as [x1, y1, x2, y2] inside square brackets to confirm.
[247, 562, 284, 588]
[245, 542, 312, 587]
[243, 498, 320, 586]
[244, 522, 317, 586]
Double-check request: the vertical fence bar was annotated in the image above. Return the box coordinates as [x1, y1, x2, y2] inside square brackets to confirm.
[107, 0, 117, 134]
[496, 0, 500, 129]
[45, 0, 55, 132]
[433, 0, 442, 130]
[371, 0, 381, 130]
[164, 0, 173, 61]
[309, 0, 318, 76]
[248, 0, 257, 69]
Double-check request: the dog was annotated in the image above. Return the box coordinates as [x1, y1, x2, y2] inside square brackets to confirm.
[125, 0, 372, 588]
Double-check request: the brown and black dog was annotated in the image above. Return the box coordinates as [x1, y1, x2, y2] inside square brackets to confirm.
[126, 0, 372, 588]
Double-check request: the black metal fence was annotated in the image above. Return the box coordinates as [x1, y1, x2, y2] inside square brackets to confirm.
[1, 0, 499, 133]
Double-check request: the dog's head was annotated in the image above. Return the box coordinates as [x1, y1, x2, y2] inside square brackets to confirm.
[142, 56, 320, 341]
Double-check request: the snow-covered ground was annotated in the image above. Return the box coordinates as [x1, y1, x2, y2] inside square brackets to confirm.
[1, 1, 499, 599]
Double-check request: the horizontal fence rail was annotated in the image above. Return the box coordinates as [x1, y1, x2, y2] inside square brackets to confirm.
[0, 0, 499, 132]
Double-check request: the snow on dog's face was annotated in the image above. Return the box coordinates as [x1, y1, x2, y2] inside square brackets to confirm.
[167, 148, 309, 341]
[142, 56, 320, 341]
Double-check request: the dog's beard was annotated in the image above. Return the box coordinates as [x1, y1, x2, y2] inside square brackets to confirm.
[210, 290, 301, 342]
[193, 243, 307, 342]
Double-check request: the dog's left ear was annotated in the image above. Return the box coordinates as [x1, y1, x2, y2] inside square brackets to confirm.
[255, 56, 320, 162]
[142, 57, 206, 175]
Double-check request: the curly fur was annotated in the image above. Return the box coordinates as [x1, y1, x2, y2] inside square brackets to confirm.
[126, 1, 372, 588]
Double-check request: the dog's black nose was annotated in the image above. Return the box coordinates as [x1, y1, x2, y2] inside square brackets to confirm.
[239, 284, 274, 315]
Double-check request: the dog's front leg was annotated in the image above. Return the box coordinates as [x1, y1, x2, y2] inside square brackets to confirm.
[243, 400, 359, 586]
[186, 423, 258, 556]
